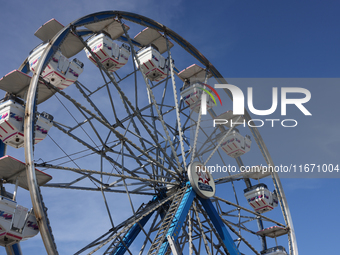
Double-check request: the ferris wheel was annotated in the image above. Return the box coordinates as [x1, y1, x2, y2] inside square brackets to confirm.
[0, 11, 298, 255]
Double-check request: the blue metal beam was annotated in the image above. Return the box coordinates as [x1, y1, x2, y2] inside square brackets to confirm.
[0, 141, 6, 157]
[5, 243, 22, 255]
[198, 197, 241, 255]
[111, 195, 161, 255]
[158, 185, 196, 255]
[112, 212, 154, 255]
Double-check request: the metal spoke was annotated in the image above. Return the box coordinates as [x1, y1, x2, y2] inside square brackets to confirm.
[214, 196, 286, 227]
[121, 21, 184, 175]
[36, 163, 177, 186]
[193, 201, 211, 255]
[87, 191, 179, 254]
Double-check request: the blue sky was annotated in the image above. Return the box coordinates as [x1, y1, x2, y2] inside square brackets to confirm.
[0, 0, 339, 254]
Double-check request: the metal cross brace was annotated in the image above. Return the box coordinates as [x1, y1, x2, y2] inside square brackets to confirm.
[113, 182, 241, 255]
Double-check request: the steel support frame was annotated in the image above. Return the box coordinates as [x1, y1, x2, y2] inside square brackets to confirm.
[5, 244, 22, 255]
[199, 197, 241, 255]
[21, 10, 297, 255]
[157, 185, 196, 255]
[149, 185, 241, 255]
[111, 211, 154, 255]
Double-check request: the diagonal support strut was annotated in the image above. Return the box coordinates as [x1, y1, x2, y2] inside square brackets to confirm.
[198, 197, 241, 255]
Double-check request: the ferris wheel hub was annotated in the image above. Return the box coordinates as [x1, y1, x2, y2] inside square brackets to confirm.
[188, 161, 215, 199]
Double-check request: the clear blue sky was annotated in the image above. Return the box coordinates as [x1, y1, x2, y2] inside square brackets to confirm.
[0, 0, 339, 254]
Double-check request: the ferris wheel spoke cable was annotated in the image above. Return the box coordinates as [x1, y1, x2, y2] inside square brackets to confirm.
[120, 21, 184, 175]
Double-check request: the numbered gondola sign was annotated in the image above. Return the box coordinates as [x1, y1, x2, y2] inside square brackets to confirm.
[188, 161, 215, 199]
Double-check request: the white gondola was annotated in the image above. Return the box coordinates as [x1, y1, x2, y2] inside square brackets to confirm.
[261, 246, 288, 255]
[34, 112, 54, 145]
[135, 45, 170, 81]
[0, 97, 53, 148]
[0, 197, 38, 246]
[85, 33, 131, 72]
[28, 43, 84, 90]
[180, 82, 215, 113]
[179, 64, 214, 113]
[134, 27, 174, 82]
[244, 184, 278, 213]
[0, 155, 52, 246]
[217, 129, 251, 158]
